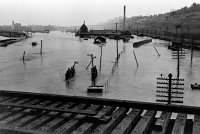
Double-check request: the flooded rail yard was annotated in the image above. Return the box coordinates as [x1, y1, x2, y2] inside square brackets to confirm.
[0, 31, 200, 107]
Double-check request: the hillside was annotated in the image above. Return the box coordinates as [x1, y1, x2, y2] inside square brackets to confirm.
[99, 3, 200, 40]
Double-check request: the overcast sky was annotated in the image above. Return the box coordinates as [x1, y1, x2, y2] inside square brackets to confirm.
[0, 0, 199, 26]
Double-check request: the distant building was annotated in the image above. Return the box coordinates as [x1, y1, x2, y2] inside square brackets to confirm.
[90, 30, 121, 35]
[79, 21, 88, 34]
[76, 21, 90, 38]
[12, 20, 22, 32]
[12, 21, 14, 30]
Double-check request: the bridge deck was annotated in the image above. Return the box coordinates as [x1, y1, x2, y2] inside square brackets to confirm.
[0, 90, 199, 134]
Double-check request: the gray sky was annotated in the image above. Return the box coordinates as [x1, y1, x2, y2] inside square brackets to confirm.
[0, 0, 199, 26]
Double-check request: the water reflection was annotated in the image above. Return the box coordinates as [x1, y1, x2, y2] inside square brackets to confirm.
[23, 61, 26, 70]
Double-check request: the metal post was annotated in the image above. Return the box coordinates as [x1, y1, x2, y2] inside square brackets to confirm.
[168, 73, 172, 105]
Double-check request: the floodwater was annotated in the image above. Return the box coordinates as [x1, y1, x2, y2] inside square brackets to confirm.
[0, 31, 200, 106]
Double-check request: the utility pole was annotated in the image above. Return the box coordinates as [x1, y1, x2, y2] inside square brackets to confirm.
[172, 47, 185, 78]
[168, 73, 172, 104]
[156, 73, 184, 104]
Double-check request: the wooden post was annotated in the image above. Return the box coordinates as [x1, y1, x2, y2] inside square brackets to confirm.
[133, 50, 139, 67]
[40, 40, 43, 55]
[99, 46, 103, 71]
[168, 73, 172, 105]
[91, 54, 94, 67]
[117, 40, 119, 61]
[115, 23, 119, 61]
[23, 51, 25, 61]
[86, 54, 96, 70]
[177, 49, 180, 78]
[86, 60, 92, 70]
[154, 47, 160, 56]
[191, 39, 193, 62]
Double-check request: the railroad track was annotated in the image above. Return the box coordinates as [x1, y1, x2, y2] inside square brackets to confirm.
[0, 90, 200, 134]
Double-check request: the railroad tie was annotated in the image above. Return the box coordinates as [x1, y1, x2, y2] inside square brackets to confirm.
[171, 113, 187, 134]
[111, 109, 143, 134]
[131, 110, 156, 134]
[72, 106, 115, 134]
[90, 107, 128, 134]
[53, 104, 102, 134]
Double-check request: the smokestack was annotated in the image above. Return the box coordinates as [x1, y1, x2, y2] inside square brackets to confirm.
[123, 5, 126, 33]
